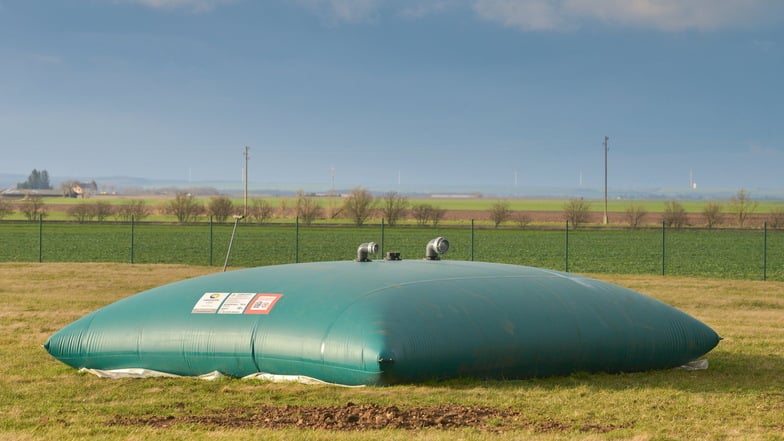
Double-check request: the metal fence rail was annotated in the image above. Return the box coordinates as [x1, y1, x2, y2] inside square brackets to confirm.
[1, 218, 781, 281]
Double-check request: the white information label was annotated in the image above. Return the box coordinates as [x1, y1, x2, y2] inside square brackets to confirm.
[218, 293, 257, 314]
[192, 292, 229, 314]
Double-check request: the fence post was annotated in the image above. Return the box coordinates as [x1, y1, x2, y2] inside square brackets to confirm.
[295, 216, 299, 263]
[130, 216, 135, 264]
[209, 216, 213, 266]
[661, 221, 665, 276]
[381, 218, 385, 257]
[471, 219, 474, 261]
[38, 214, 43, 263]
[763, 222, 767, 281]
[564, 220, 569, 272]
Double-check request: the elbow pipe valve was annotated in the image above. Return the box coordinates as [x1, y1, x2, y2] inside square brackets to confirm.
[425, 237, 449, 260]
[356, 242, 379, 262]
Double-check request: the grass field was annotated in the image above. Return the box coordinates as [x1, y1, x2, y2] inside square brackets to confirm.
[3, 222, 784, 281]
[1, 263, 783, 440]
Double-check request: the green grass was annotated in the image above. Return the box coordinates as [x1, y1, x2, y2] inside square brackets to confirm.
[3, 221, 784, 281]
[1, 263, 782, 440]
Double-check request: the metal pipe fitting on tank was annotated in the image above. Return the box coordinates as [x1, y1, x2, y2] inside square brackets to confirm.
[425, 237, 449, 260]
[356, 242, 379, 262]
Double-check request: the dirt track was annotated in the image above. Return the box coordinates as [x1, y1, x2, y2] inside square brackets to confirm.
[109, 402, 630, 433]
[110, 403, 519, 432]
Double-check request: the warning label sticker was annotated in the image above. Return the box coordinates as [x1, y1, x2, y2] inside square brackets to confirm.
[245, 293, 283, 314]
[192, 292, 283, 315]
[217, 293, 256, 314]
[192, 292, 230, 314]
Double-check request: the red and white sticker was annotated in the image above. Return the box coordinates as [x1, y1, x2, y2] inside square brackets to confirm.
[193, 292, 283, 315]
[244, 293, 283, 314]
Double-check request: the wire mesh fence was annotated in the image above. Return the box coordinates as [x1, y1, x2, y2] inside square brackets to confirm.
[1, 218, 782, 281]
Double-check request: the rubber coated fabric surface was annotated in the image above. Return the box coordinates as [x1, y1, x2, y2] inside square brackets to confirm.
[45, 260, 720, 385]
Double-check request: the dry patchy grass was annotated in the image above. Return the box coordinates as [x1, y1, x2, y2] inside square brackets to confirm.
[0, 264, 782, 440]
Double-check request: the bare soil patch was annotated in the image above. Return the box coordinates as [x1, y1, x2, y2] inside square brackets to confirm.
[110, 402, 519, 432]
[109, 402, 634, 433]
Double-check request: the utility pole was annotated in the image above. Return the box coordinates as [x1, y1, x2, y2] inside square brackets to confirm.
[244, 146, 250, 218]
[603, 136, 609, 225]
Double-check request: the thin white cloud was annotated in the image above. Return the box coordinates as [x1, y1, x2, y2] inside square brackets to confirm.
[473, 0, 568, 31]
[292, 0, 463, 23]
[288, 0, 784, 30]
[122, 0, 233, 12]
[291, 0, 383, 23]
[30, 54, 64, 65]
[400, 1, 450, 19]
[751, 39, 776, 52]
[749, 143, 782, 157]
[474, 0, 784, 31]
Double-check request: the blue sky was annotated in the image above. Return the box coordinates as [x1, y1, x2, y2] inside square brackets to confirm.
[1, 0, 782, 194]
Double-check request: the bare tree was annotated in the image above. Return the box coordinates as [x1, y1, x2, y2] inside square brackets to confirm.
[207, 195, 235, 223]
[90, 201, 114, 221]
[0, 199, 13, 219]
[411, 203, 432, 226]
[295, 190, 322, 226]
[701, 202, 724, 229]
[728, 189, 758, 227]
[767, 207, 784, 230]
[489, 200, 512, 228]
[342, 187, 376, 226]
[514, 212, 531, 229]
[115, 199, 150, 222]
[67, 203, 93, 223]
[662, 200, 688, 228]
[624, 204, 647, 229]
[248, 198, 274, 224]
[19, 195, 47, 221]
[409, 203, 446, 226]
[430, 206, 447, 227]
[167, 192, 203, 223]
[563, 198, 591, 228]
[380, 191, 408, 226]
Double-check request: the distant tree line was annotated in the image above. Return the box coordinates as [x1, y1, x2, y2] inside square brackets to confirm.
[17, 169, 52, 190]
[2, 185, 782, 230]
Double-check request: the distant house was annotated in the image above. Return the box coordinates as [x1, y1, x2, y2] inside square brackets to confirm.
[0, 181, 100, 199]
[71, 181, 98, 198]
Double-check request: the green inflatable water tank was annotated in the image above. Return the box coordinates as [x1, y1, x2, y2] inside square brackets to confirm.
[45, 259, 720, 385]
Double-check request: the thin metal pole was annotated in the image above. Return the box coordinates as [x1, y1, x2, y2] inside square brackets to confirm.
[244, 146, 249, 218]
[209, 216, 213, 266]
[380, 218, 385, 257]
[565, 220, 569, 272]
[295, 216, 299, 263]
[130, 215, 135, 264]
[603, 136, 609, 225]
[471, 219, 475, 261]
[661, 221, 666, 276]
[223, 216, 241, 272]
[38, 214, 43, 263]
[763, 222, 767, 281]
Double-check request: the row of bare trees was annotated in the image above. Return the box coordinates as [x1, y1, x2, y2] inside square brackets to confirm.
[485, 189, 783, 229]
[3, 188, 782, 229]
[558, 189, 780, 229]
[292, 188, 446, 227]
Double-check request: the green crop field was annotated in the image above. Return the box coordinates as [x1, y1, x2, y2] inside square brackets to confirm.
[2, 221, 784, 281]
[1, 263, 782, 440]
